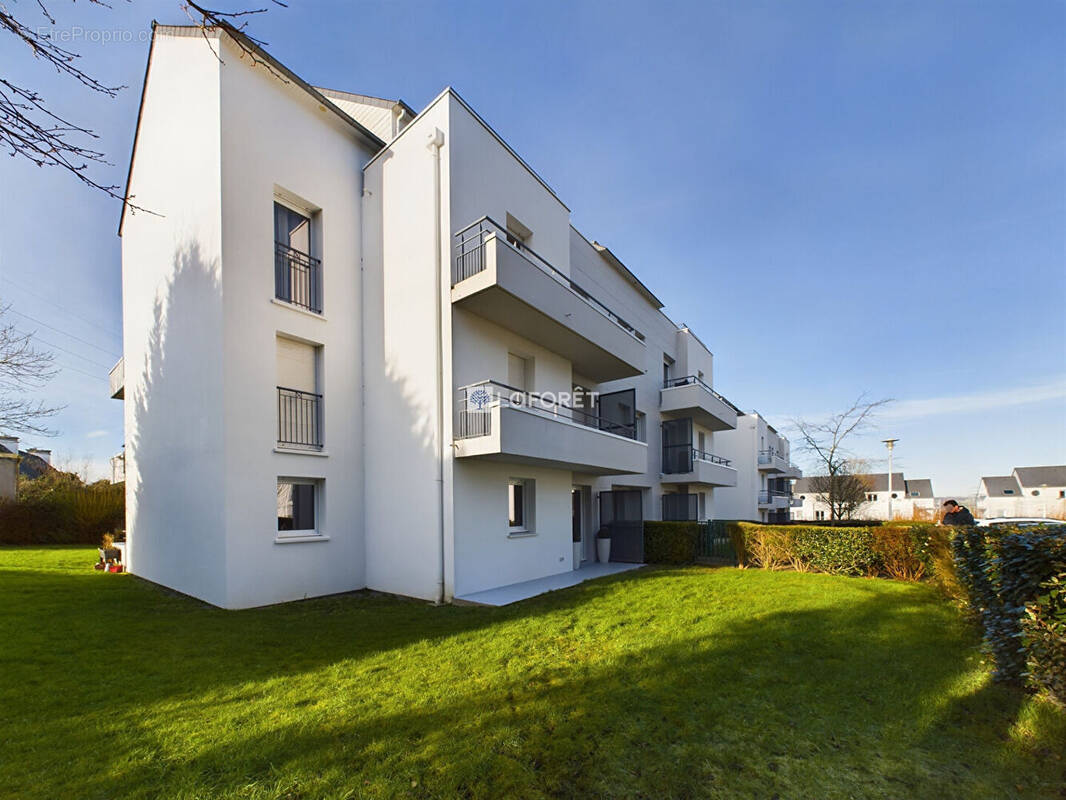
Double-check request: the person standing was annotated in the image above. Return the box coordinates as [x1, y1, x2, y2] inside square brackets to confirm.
[941, 499, 975, 526]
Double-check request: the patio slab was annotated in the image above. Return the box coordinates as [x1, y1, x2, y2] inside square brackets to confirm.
[455, 562, 643, 606]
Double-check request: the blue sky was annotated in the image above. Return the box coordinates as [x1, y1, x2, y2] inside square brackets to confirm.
[0, 0, 1063, 494]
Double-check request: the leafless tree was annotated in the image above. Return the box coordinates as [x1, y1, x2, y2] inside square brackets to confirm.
[1, 0, 281, 209]
[0, 305, 61, 436]
[807, 460, 873, 521]
[792, 394, 891, 522]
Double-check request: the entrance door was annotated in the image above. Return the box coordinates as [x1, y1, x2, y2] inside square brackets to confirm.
[598, 489, 644, 563]
[572, 488, 583, 569]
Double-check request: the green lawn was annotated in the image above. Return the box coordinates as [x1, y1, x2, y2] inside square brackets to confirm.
[1, 548, 1063, 799]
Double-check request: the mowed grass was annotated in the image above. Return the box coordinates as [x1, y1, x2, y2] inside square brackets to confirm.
[1, 548, 1063, 799]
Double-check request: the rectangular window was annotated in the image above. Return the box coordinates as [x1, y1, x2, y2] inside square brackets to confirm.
[508, 478, 534, 533]
[277, 479, 319, 534]
[277, 336, 322, 449]
[274, 200, 321, 313]
[815, 510, 825, 521]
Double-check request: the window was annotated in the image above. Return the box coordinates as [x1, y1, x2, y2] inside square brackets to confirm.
[891, 493, 898, 499]
[663, 356, 674, 386]
[910, 491, 920, 497]
[505, 212, 532, 250]
[867, 493, 878, 502]
[698, 492, 706, 520]
[815, 510, 825, 521]
[277, 336, 322, 449]
[277, 479, 319, 534]
[1004, 489, 1015, 495]
[1059, 490, 1065, 499]
[274, 201, 321, 313]
[800, 495, 806, 501]
[1032, 490, 1040, 496]
[507, 353, 530, 393]
[635, 411, 646, 442]
[508, 479, 534, 533]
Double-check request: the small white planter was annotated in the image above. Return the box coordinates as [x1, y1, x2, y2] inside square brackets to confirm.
[573, 541, 582, 569]
[597, 538, 611, 564]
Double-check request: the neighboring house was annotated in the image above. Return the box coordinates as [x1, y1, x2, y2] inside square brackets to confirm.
[977, 466, 1066, 519]
[713, 413, 801, 523]
[112, 23, 747, 609]
[0, 436, 55, 500]
[792, 473, 936, 521]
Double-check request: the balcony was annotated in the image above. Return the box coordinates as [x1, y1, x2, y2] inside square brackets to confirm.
[757, 449, 794, 474]
[275, 242, 322, 314]
[277, 386, 322, 450]
[454, 380, 646, 475]
[109, 358, 124, 400]
[758, 489, 792, 509]
[660, 446, 738, 487]
[790, 497, 804, 508]
[451, 218, 645, 383]
[660, 376, 738, 432]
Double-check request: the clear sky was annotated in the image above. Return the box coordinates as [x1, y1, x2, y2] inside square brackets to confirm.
[0, 0, 1063, 494]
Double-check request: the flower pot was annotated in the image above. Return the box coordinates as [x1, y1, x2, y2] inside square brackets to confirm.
[597, 538, 611, 564]
[572, 541, 582, 569]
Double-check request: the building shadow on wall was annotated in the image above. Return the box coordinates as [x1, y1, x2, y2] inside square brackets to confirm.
[129, 241, 226, 602]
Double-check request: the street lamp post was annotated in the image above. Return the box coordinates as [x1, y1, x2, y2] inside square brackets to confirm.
[882, 439, 899, 521]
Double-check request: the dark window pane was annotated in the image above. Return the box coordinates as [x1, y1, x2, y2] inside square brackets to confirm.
[509, 483, 524, 527]
[277, 481, 316, 531]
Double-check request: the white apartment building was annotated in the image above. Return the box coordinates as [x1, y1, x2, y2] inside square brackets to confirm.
[114, 23, 744, 609]
[791, 473, 936, 522]
[977, 466, 1066, 519]
[713, 413, 801, 523]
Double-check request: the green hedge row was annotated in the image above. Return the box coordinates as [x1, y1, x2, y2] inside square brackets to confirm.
[643, 521, 700, 564]
[952, 526, 1066, 702]
[0, 483, 125, 545]
[725, 522, 943, 581]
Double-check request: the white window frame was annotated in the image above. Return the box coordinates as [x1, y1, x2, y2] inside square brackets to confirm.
[508, 478, 535, 535]
[276, 477, 325, 541]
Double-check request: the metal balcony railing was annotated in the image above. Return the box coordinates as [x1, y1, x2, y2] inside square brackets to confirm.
[453, 217, 644, 342]
[758, 449, 792, 467]
[759, 489, 793, 504]
[662, 444, 732, 474]
[455, 380, 641, 441]
[277, 386, 322, 449]
[662, 375, 742, 414]
[275, 242, 322, 314]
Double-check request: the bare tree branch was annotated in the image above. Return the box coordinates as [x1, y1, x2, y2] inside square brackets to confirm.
[0, 304, 61, 436]
[791, 395, 892, 521]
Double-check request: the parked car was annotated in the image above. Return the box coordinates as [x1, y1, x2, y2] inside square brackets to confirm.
[976, 517, 1064, 528]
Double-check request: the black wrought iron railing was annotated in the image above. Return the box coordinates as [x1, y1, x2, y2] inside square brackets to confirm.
[277, 386, 322, 449]
[662, 444, 732, 474]
[455, 380, 641, 441]
[452, 217, 645, 342]
[759, 489, 792, 504]
[275, 242, 322, 314]
[662, 375, 741, 413]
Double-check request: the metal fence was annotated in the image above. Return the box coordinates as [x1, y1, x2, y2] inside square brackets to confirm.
[696, 520, 736, 563]
[275, 242, 322, 313]
[277, 386, 322, 449]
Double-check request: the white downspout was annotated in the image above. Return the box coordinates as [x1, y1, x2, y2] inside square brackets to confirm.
[427, 127, 446, 605]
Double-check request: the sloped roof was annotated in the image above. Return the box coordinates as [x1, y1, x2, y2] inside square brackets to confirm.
[793, 473, 913, 494]
[0, 445, 53, 480]
[903, 478, 934, 498]
[1014, 465, 1066, 488]
[980, 475, 1022, 496]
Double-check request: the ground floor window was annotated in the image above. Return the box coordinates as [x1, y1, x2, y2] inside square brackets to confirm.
[815, 510, 825, 521]
[277, 479, 320, 534]
[509, 479, 535, 533]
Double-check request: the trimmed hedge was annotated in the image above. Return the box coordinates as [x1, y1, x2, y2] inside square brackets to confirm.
[952, 525, 1066, 701]
[726, 521, 942, 579]
[643, 521, 699, 564]
[0, 483, 125, 545]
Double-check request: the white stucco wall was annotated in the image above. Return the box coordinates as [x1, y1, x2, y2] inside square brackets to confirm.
[121, 29, 228, 607]
[216, 35, 373, 608]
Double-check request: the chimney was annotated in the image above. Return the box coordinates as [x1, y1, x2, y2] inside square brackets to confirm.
[0, 435, 18, 455]
[27, 448, 51, 466]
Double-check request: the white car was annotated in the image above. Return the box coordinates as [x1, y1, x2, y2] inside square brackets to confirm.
[976, 517, 1063, 528]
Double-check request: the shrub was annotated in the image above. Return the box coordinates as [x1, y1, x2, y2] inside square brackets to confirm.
[952, 525, 1066, 694]
[643, 521, 699, 564]
[0, 482, 124, 545]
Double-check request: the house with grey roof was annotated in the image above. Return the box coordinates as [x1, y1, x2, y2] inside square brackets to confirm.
[978, 465, 1066, 519]
[792, 472, 936, 522]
